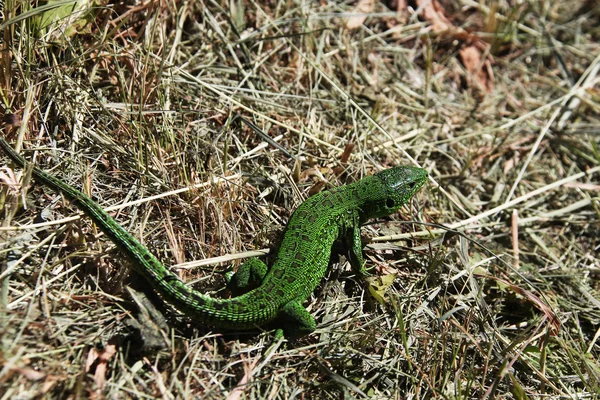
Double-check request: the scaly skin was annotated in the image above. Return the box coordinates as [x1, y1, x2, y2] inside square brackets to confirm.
[1, 135, 427, 337]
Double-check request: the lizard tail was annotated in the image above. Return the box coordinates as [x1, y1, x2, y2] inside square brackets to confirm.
[0, 136, 275, 329]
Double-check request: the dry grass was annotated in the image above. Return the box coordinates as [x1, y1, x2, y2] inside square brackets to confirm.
[1, 0, 599, 398]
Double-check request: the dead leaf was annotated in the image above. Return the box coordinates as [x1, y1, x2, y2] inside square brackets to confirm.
[340, 143, 355, 164]
[397, 0, 495, 93]
[85, 347, 99, 373]
[416, 0, 452, 32]
[459, 45, 495, 93]
[12, 366, 46, 381]
[86, 344, 117, 395]
[346, 0, 376, 30]
[503, 157, 515, 175]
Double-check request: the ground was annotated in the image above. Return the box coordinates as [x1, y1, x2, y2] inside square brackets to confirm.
[0, 0, 599, 398]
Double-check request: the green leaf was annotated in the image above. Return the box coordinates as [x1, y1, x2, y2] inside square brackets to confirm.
[367, 274, 396, 305]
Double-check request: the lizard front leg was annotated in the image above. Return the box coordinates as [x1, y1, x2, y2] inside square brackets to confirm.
[344, 211, 371, 277]
[276, 300, 317, 339]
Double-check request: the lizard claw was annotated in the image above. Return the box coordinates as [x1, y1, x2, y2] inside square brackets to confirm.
[358, 263, 375, 278]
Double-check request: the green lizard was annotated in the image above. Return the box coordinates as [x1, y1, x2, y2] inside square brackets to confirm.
[0, 135, 427, 338]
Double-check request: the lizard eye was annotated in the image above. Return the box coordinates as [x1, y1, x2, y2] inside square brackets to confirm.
[386, 198, 395, 208]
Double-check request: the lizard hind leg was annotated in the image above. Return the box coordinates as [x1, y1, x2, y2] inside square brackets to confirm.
[277, 300, 317, 339]
[225, 257, 268, 292]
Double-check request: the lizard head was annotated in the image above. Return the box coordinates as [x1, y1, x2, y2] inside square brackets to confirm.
[359, 166, 428, 220]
